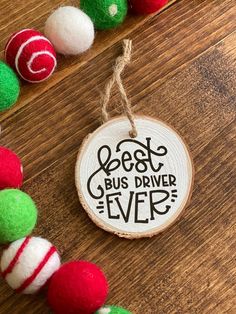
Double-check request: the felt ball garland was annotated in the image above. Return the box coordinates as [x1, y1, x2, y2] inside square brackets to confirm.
[0, 149, 128, 313]
[0, 0, 167, 111]
[0, 0, 169, 312]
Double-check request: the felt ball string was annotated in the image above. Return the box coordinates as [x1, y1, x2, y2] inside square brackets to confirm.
[0, 0, 169, 313]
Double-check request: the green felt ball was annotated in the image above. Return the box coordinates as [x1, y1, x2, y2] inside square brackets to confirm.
[80, 0, 128, 30]
[96, 305, 131, 314]
[0, 189, 37, 243]
[0, 61, 20, 112]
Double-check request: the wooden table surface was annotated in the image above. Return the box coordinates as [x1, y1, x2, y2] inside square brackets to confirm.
[0, 0, 235, 313]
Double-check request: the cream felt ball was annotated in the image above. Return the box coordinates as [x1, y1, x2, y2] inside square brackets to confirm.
[0, 146, 23, 189]
[0, 189, 37, 243]
[0, 237, 61, 294]
[47, 261, 109, 314]
[5, 29, 57, 83]
[45, 6, 95, 55]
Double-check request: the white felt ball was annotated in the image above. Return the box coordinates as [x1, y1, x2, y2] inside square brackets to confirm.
[44, 6, 95, 55]
[0, 236, 61, 294]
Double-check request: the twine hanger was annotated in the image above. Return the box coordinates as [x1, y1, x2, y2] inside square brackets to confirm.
[100, 39, 137, 138]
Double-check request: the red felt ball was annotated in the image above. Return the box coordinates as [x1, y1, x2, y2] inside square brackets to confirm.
[47, 261, 109, 314]
[5, 29, 57, 83]
[129, 0, 168, 15]
[0, 146, 23, 189]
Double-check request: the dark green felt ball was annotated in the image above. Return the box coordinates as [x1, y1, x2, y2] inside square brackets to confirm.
[96, 305, 131, 314]
[0, 189, 37, 243]
[80, 0, 128, 30]
[0, 61, 20, 112]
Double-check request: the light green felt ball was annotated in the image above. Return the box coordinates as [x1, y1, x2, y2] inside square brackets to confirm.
[96, 305, 131, 314]
[0, 189, 37, 243]
[0, 61, 20, 112]
[80, 0, 128, 30]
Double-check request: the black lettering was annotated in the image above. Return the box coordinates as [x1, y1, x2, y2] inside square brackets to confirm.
[162, 175, 169, 187]
[143, 176, 150, 188]
[153, 175, 161, 187]
[169, 175, 176, 186]
[135, 176, 142, 188]
[113, 178, 120, 190]
[135, 192, 148, 223]
[121, 177, 128, 189]
[116, 138, 168, 173]
[115, 191, 134, 223]
[122, 152, 134, 172]
[104, 178, 112, 190]
[106, 193, 121, 219]
[87, 145, 120, 199]
[134, 149, 148, 173]
[150, 190, 170, 220]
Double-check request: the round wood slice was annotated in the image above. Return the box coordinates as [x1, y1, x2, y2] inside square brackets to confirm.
[75, 116, 194, 239]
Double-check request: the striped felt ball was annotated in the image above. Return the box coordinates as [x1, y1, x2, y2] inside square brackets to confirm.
[0, 237, 61, 294]
[5, 29, 57, 83]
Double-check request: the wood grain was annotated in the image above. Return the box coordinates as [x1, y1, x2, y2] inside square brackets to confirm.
[0, 0, 235, 313]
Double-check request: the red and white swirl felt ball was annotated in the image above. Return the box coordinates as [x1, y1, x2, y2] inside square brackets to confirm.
[129, 0, 168, 15]
[5, 29, 57, 83]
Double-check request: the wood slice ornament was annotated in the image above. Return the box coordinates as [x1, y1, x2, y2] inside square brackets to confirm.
[75, 40, 194, 239]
